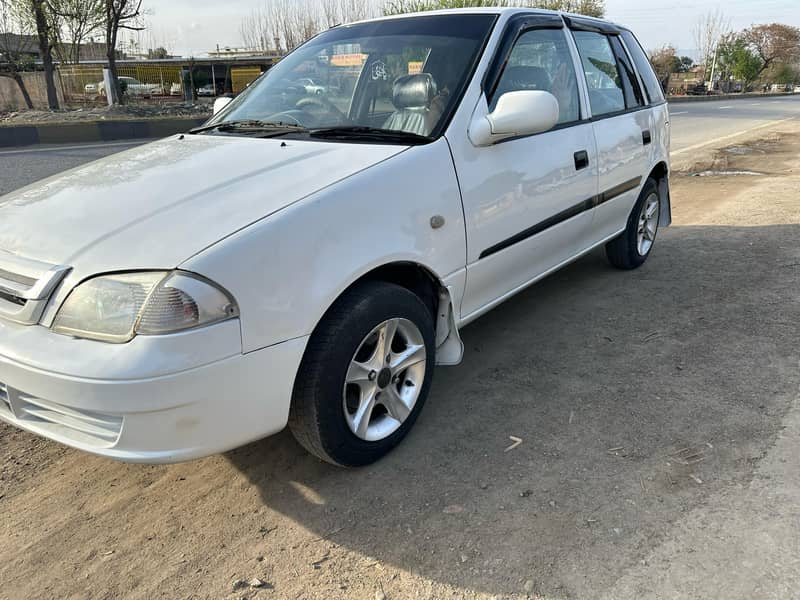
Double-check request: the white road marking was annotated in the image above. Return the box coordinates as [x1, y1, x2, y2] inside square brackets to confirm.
[671, 111, 689, 115]
[718, 106, 733, 109]
[672, 117, 797, 156]
[750, 103, 762, 106]
[0, 139, 150, 156]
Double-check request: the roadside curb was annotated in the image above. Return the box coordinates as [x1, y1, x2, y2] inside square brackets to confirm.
[0, 117, 209, 148]
[668, 92, 797, 104]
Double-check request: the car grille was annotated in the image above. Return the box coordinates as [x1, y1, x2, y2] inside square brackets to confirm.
[0, 251, 70, 325]
[0, 380, 122, 447]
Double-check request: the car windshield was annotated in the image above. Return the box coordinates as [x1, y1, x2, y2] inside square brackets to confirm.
[207, 14, 496, 141]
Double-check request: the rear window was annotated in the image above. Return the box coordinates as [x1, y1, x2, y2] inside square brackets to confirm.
[620, 30, 665, 104]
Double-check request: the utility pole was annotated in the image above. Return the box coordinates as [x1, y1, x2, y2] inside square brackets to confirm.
[708, 44, 719, 89]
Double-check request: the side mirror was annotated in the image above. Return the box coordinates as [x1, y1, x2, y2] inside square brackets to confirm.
[469, 90, 560, 147]
[213, 96, 233, 115]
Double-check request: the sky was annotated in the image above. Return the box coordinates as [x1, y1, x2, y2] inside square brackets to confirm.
[140, 0, 800, 58]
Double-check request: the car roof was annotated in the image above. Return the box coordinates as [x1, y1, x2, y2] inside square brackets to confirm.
[349, 7, 627, 33]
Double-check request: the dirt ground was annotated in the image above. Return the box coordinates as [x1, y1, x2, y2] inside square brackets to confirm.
[2, 124, 799, 600]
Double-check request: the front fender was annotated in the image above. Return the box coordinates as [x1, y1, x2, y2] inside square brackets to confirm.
[182, 138, 466, 352]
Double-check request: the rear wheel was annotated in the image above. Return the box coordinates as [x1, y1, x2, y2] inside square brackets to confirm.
[605, 177, 661, 270]
[289, 281, 435, 467]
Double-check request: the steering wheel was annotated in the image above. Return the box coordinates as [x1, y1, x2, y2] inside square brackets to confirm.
[296, 95, 347, 121]
[264, 110, 305, 126]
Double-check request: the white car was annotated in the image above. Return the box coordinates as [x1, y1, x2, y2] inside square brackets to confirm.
[0, 9, 670, 466]
[198, 84, 216, 97]
[85, 76, 161, 97]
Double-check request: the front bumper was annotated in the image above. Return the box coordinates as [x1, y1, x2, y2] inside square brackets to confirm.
[0, 318, 308, 463]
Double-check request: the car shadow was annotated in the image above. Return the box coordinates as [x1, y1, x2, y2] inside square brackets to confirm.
[227, 224, 800, 598]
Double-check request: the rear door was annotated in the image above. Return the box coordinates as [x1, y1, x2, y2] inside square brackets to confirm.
[569, 24, 650, 242]
[453, 16, 599, 320]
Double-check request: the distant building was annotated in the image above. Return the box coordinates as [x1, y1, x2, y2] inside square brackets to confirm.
[208, 45, 279, 59]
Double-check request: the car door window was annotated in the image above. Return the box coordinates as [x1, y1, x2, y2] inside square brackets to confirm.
[620, 30, 665, 104]
[572, 31, 626, 116]
[610, 36, 645, 109]
[490, 28, 580, 125]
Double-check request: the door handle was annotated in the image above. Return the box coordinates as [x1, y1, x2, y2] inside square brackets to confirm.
[642, 130, 652, 145]
[574, 150, 589, 171]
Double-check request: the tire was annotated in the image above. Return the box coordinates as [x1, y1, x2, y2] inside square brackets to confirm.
[289, 281, 436, 467]
[605, 177, 661, 270]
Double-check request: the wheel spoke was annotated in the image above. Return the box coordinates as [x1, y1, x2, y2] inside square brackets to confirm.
[646, 201, 659, 219]
[382, 386, 411, 423]
[390, 343, 426, 374]
[352, 388, 377, 438]
[372, 319, 399, 367]
[346, 360, 372, 386]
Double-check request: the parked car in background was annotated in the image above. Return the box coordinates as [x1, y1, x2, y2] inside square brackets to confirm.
[295, 77, 326, 95]
[85, 76, 162, 98]
[685, 83, 707, 95]
[0, 9, 671, 468]
[198, 84, 216, 97]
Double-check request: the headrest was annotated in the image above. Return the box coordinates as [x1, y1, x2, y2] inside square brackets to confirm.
[392, 73, 438, 110]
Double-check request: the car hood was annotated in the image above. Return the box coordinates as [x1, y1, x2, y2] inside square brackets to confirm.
[0, 135, 406, 273]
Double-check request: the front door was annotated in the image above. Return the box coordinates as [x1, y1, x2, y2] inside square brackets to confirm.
[452, 24, 599, 320]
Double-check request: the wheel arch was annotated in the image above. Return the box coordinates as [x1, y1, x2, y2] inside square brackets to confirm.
[312, 261, 464, 366]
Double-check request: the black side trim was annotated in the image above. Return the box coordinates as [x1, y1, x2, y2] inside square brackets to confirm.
[478, 177, 641, 259]
[598, 176, 641, 206]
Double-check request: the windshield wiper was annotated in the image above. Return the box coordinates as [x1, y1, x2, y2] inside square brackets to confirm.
[189, 120, 309, 135]
[309, 126, 433, 144]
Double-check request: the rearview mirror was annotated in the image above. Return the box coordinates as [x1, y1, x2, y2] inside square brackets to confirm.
[213, 96, 233, 115]
[469, 90, 560, 147]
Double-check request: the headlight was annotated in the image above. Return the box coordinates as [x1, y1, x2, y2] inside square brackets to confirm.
[52, 271, 239, 343]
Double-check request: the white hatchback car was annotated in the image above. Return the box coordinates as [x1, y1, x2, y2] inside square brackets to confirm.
[0, 9, 670, 466]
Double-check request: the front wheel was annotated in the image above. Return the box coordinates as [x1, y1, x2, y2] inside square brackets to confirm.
[605, 177, 661, 270]
[289, 281, 435, 467]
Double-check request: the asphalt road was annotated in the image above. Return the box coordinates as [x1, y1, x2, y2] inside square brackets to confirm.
[2, 95, 799, 197]
[669, 94, 800, 154]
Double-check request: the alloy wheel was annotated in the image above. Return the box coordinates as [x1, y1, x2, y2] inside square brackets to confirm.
[343, 318, 427, 442]
[637, 192, 660, 256]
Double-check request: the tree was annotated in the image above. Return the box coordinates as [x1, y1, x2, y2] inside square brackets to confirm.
[49, 0, 104, 64]
[0, 0, 35, 108]
[717, 34, 762, 91]
[146, 45, 167, 59]
[648, 45, 677, 92]
[102, 0, 143, 104]
[692, 8, 729, 80]
[741, 23, 800, 81]
[243, 0, 605, 53]
[771, 62, 800, 85]
[677, 56, 694, 73]
[30, 0, 60, 108]
[383, 0, 604, 17]
[241, 0, 380, 55]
